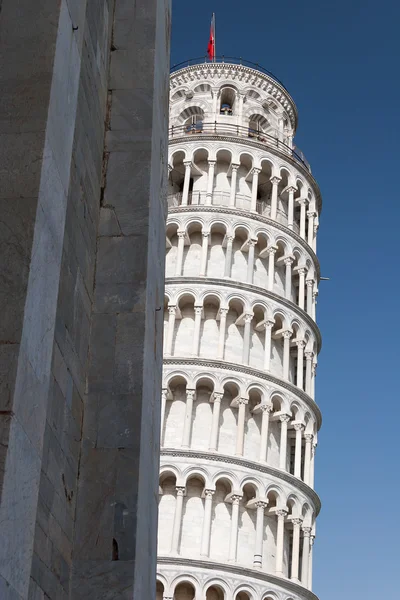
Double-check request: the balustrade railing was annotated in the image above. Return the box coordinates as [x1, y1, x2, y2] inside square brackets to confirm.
[169, 122, 311, 173]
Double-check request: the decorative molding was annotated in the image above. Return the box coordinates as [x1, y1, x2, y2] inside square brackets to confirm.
[157, 556, 320, 600]
[168, 205, 321, 273]
[160, 448, 321, 514]
[165, 277, 322, 350]
[163, 357, 322, 428]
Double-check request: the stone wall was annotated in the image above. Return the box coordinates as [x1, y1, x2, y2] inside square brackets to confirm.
[0, 1, 170, 599]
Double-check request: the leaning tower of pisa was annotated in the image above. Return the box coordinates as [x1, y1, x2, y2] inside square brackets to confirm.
[157, 57, 322, 600]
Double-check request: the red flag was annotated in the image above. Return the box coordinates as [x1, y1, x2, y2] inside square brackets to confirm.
[207, 13, 215, 61]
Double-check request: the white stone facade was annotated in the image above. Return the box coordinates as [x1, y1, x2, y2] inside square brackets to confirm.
[157, 60, 322, 600]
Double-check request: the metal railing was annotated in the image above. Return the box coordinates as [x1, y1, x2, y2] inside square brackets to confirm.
[170, 56, 288, 92]
[169, 122, 311, 173]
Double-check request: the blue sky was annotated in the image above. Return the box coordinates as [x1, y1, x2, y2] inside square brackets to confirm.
[171, 1, 400, 597]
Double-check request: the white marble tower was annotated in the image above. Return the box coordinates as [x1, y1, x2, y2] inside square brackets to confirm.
[157, 58, 322, 600]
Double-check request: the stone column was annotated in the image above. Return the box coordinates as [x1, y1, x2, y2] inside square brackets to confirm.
[228, 495, 242, 562]
[270, 176, 281, 220]
[242, 313, 253, 365]
[307, 211, 315, 246]
[313, 220, 319, 253]
[279, 415, 290, 470]
[175, 230, 186, 276]
[247, 238, 257, 284]
[160, 389, 168, 445]
[206, 160, 216, 205]
[229, 164, 239, 206]
[235, 398, 248, 456]
[259, 403, 273, 462]
[294, 423, 304, 478]
[298, 198, 307, 239]
[267, 246, 277, 291]
[310, 442, 317, 488]
[238, 93, 245, 124]
[192, 306, 203, 356]
[309, 534, 316, 590]
[251, 168, 261, 212]
[200, 489, 215, 557]
[287, 187, 296, 230]
[291, 518, 303, 582]
[217, 308, 228, 359]
[224, 235, 234, 278]
[284, 256, 294, 300]
[298, 267, 306, 310]
[282, 330, 292, 380]
[212, 87, 219, 119]
[311, 360, 317, 399]
[199, 231, 209, 276]
[275, 509, 288, 576]
[306, 280, 314, 317]
[263, 319, 275, 371]
[181, 389, 196, 448]
[181, 161, 192, 206]
[171, 486, 186, 553]
[254, 501, 268, 567]
[165, 305, 177, 356]
[301, 527, 312, 586]
[312, 287, 318, 321]
[209, 393, 223, 451]
[296, 339, 305, 390]
[304, 434, 314, 486]
[305, 352, 314, 395]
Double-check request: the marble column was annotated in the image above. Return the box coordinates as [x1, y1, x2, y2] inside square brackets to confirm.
[284, 256, 294, 300]
[303, 434, 314, 486]
[306, 279, 314, 315]
[297, 267, 306, 310]
[287, 187, 296, 230]
[254, 501, 268, 567]
[171, 486, 186, 553]
[224, 235, 234, 278]
[251, 168, 261, 212]
[267, 246, 277, 291]
[305, 352, 314, 396]
[298, 198, 307, 239]
[247, 239, 257, 284]
[181, 389, 195, 448]
[175, 230, 186, 276]
[206, 160, 216, 205]
[209, 393, 223, 451]
[307, 211, 315, 246]
[296, 339, 305, 390]
[242, 313, 253, 365]
[282, 330, 292, 380]
[275, 509, 288, 576]
[279, 415, 290, 470]
[294, 423, 304, 479]
[291, 518, 303, 582]
[181, 161, 192, 206]
[270, 176, 281, 220]
[160, 388, 168, 445]
[200, 489, 215, 556]
[263, 319, 275, 371]
[259, 403, 273, 462]
[229, 164, 239, 206]
[192, 306, 203, 356]
[199, 231, 209, 276]
[217, 308, 228, 360]
[165, 305, 177, 356]
[301, 527, 312, 586]
[235, 398, 248, 456]
[228, 495, 242, 562]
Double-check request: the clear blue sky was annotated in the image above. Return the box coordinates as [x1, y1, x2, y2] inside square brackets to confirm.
[171, 1, 400, 597]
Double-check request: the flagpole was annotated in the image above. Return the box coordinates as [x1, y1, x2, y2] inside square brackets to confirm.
[213, 13, 216, 63]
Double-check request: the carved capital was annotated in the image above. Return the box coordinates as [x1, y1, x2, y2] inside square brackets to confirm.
[292, 518, 303, 527]
[306, 279, 314, 287]
[213, 392, 223, 403]
[244, 313, 254, 324]
[270, 176, 281, 185]
[239, 397, 249, 406]
[276, 509, 288, 518]
[260, 402, 273, 413]
[305, 351, 314, 360]
[161, 389, 168, 401]
[247, 238, 258, 247]
[264, 319, 275, 330]
[252, 167, 261, 176]
[226, 234, 234, 244]
[231, 495, 243, 505]
[208, 160, 216, 167]
[168, 305, 177, 316]
[176, 486, 186, 497]
[186, 389, 196, 401]
[302, 526, 312, 537]
[219, 308, 229, 317]
[267, 246, 278, 256]
[255, 500, 269, 510]
[297, 267, 307, 276]
[282, 330, 293, 340]
[307, 211, 316, 219]
[284, 256, 294, 267]
[183, 160, 192, 169]
[279, 414, 291, 424]
[296, 339, 306, 349]
[177, 230, 186, 239]
[305, 433, 314, 443]
[286, 186, 297, 194]
[294, 422, 305, 432]
[194, 306, 203, 316]
[202, 230, 210, 238]
[231, 163, 240, 172]
[204, 489, 215, 499]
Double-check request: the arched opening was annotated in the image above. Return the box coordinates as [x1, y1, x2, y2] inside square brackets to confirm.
[237, 482, 258, 566]
[218, 381, 240, 454]
[174, 294, 196, 357]
[214, 149, 233, 206]
[245, 387, 263, 460]
[220, 87, 236, 115]
[182, 221, 203, 277]
[231, 227, 249, 282]
[178, 106, 205, 133]
[168, 151, 186, 207]
[199, 295, 220, 359]
[191, 148, 209, 204]
[277, 169, 290, 225]
[236, 593, 251, 600]
[174, 582, 196, 600]
[156, 581, 164, 600]
[253, 232, 270, 288]
[163, 375, 188, 448]
[207, 222, 227, 278]
[224, 298, 246, 364]
[248, 114, 270, 140]
[236, 154, 253, 210]
[256, 160, 273, 216]
[209, 477, 232, 561]
[158, 471, 177, 553]
[191, 376, 215, 449]
[248, 305, 266, 371]
[180, 475, 206, 555]
[206, 585, 225, 600]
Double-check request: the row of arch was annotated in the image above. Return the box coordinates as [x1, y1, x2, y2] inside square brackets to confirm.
[158, 470, 315, 585]
[161, 378, 317, 485]
[157, 575, 304, 600]
[166, 220, 318, 316]
[168, 147, 319, 246]
[164, 293, 318, 396]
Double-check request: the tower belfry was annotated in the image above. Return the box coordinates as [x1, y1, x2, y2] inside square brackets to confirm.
[157, 57, 322, 600]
